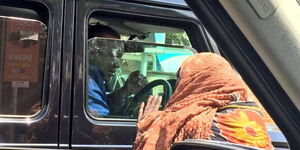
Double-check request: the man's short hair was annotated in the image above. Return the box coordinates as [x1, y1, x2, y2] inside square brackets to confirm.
[88, 38, 124, 55]
[88, 24, 120, 39]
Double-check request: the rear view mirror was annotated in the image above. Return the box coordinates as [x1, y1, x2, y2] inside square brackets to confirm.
[124, 41, 144, 52]
[88, 38, 144, 53]
[88, 38, 191, 53]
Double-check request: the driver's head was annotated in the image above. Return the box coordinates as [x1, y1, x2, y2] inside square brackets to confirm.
[88, 24, 124, 82]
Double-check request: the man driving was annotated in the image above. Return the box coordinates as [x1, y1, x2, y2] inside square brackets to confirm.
[87, 24, 148, 116]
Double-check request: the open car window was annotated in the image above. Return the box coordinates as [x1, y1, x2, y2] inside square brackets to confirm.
[86, 15, 196, 120]
[110, 42, 195, 93]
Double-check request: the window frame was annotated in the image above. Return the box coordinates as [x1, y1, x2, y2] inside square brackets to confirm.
[84, 10, 211, 123]
[72, 0, 217, 147]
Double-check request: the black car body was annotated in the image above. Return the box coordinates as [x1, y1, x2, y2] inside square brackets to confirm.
[0, 0, 298, 149]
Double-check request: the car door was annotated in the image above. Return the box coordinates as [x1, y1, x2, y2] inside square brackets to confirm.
[0, 0, 63, 149]
[71, 0, 215, 149]
[185, 0, 300, 149]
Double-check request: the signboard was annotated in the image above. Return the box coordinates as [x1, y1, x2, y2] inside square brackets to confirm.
[11, 81, 29, 88]
[2, 18, 41, 82]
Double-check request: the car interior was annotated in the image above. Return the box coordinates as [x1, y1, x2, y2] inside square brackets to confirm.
[87, 14, 196, 119]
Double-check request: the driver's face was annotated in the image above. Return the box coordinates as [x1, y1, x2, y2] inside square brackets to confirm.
[95, 46, 124, 82]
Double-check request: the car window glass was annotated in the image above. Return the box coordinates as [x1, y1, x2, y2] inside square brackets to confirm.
[0, 16, 47, 116]
[86, 38, 195, 119]
[86, 20, 195, 119]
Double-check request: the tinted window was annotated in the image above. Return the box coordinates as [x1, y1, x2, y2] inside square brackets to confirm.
[0, 16, 47, 116]
[86, 17, 195, 119]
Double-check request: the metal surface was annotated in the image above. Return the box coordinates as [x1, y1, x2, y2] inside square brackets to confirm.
[172, 139, 260, 150]
[0, 143, 57, 147]
[58, 0, 75, 148]
[86, 0, 209, 51]
[72, 144, 132, 148]
[0, 0, 63, 147]
[144, 0, 187, 6]
[116, 0, 189, 10]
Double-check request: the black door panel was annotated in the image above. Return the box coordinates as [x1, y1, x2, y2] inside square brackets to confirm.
[0, 0, 63, 148]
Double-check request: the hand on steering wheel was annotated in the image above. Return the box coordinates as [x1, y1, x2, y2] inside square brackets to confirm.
[122, 79, 172, 117]
[138, 95, 162, 122]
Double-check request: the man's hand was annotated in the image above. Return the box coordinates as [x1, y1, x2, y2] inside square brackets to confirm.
[124, 71, 148, 95]
[107, 71, 147, 115]
[138, 95, 162, 122]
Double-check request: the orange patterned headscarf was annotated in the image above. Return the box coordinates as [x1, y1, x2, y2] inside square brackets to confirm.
[134, 53, 255, 150]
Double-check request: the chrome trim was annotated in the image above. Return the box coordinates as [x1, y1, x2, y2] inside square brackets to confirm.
[93, 122, 136, 127]
[93, 116, 137, 122]
[0, 143, 57, 147]
[87, 119, 137, 127]
[72, 144, 132, 148]
[0, 111, 48, 124]
[59, 144, 69, 148]
[83, 108, 137, 127]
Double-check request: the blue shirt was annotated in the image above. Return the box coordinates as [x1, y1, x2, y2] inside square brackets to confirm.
[87, 66, 109, 116]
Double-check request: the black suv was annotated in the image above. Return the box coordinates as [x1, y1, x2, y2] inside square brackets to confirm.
[0, 0, 298, 149]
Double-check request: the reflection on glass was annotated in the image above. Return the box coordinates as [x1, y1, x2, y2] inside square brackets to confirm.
[0, 16, 47, 116]
[86, 38, 195, 119]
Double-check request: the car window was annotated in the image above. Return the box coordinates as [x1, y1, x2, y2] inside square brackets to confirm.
[0, 16, 47, 116]
[86, 17, 195, 119]
[86, 39, 195, 119]
[113, 44, 195, 92]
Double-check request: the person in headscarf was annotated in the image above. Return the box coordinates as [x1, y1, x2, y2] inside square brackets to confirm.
[134, 52, 273, 150]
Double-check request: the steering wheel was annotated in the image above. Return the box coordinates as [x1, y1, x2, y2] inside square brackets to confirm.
[122, 79, 173, 117]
